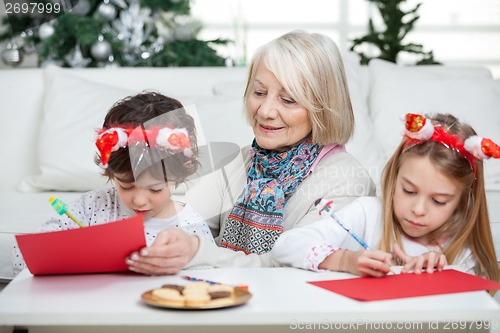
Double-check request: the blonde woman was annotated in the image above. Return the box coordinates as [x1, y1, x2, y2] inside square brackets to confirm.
[127, 30, 375, 274]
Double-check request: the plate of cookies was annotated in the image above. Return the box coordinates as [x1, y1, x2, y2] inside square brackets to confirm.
[141, 281, 252, 310]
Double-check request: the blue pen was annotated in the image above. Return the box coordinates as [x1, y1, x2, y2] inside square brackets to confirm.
[315, 198, 372, 249]
[314, 198, 395, 274]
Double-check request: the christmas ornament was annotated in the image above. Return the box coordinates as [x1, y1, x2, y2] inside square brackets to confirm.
[173, 16, 201, 41]
[65, 44, 92, 67]
[98, 1, 117, 21]
[90, 36, 112, 61]
[110, 0, 127, 9]
[71, 0, 91, 15]
[111, 0, 154, 65]
[1, 40, 23, 67]
[38, 24, 55, 41]
[19, 30, 36, 54]
[0, 0, 227, 68]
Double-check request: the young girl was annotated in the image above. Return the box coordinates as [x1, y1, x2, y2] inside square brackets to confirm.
[271, 113, 499, 283]
[12, 92, 214, 275]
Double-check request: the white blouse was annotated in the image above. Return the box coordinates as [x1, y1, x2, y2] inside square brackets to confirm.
[271, 197, 475, 274]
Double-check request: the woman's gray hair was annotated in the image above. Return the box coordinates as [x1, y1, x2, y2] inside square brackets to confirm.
[243, 30, 354, 145]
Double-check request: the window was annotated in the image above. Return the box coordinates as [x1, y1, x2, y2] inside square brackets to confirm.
[191, 0, 500, 78]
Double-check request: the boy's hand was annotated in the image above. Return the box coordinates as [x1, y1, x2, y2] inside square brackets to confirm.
[393, 242, 447, 274]
[319, 249, 392, 277]
[126, 228, 199, 275]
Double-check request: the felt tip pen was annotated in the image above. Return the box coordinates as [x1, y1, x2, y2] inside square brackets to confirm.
[48, 196, 85, 228]
[315, 198, 396, 274]
[181, 276, 248, 290]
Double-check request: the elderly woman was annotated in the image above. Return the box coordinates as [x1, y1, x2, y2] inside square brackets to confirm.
[127, 30, 376, 274]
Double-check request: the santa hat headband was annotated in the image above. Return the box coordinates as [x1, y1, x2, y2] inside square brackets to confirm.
[95, 125, 192, 168]
[402, 113, 500, 174]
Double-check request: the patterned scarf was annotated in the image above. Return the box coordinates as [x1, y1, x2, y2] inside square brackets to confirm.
[220, 136, 322, 254]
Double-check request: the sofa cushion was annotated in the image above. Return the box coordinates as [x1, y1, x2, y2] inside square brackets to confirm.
[342, 53, 385, 188]
[0, 69, 45, 191]
[191, 95, 253, 148]
[18, 68, 235, 193]
[19, 68, 135, 192]
[368, 59, 500, 190]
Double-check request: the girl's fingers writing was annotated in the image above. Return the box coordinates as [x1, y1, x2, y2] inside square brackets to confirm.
[392, 242, 411, 264]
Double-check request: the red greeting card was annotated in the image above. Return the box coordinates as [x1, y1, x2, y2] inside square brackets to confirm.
[308, 269, 500, 301]
[16, 215, 146, 275]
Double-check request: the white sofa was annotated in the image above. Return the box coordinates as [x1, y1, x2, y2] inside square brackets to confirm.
[1, 55, 499, 281]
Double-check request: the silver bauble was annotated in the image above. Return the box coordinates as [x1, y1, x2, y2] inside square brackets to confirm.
[90, 39, 112, 61]
[1, 47, 23, 67]
[174, 25, 193, 41]
[98, 3, 117, 21]
[38, 24, 55, 40]
[71, 0, 91, 15]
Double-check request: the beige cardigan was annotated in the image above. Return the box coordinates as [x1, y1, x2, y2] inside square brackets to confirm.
[185, 145, 376, 269]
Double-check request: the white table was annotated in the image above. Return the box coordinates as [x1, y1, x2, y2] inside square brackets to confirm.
[0, 268, 499, 333]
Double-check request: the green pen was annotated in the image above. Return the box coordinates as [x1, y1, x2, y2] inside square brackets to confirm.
[48, 196, 85, 228]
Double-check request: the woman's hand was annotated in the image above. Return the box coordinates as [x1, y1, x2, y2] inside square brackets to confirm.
[319, 249, 392, 277]
[126, 228, 200, 275]
[393, 242, 447, 274]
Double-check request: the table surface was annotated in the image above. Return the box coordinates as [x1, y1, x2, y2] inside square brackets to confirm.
[0, 267, 499, 330]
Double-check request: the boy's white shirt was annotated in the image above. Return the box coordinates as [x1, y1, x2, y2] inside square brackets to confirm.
[271, 197, 476, 274]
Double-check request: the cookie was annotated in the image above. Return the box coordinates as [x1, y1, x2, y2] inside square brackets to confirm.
[208, 290, 232, 300]
[208, 284, 235, 297]
[152, 288, 185, 307]
[161, 284, 185, 293]
[184, 292, 211, 306]
[183, 281, 210, 292]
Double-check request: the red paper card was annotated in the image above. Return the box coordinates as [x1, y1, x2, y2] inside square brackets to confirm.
[16, 215, 146, 275]
[308, 269, 500, 301]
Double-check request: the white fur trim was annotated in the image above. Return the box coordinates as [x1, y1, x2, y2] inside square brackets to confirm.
[157, 128, 190, 151]
[464, 136, 487, 160]
[156, 128, 175, 150]
[405, 118, 434, 140]
[113, 128, 128, 150]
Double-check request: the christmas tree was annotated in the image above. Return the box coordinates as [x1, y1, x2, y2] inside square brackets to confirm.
[350, 0, 438, 65]
[0, 0, 228, 67]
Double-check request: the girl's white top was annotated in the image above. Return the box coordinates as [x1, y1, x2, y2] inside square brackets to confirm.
[271, 197, 475, 273]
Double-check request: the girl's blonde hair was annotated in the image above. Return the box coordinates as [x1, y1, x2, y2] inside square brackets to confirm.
[243, 30, 354, 145]
[380, 113, 499, 283]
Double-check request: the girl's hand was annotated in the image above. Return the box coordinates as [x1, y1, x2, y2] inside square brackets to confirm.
[319, 249, 392, 277]
[126, 228, 199, 275]
[393, 242, 447, 274]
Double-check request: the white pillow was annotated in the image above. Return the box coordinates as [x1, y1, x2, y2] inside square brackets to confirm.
[189, 95, 253, 148]
[368, 59, 500, 190]
[19, 68, 135, 192]
[20, 68, 213, 193]
[343, 53, 385, 188]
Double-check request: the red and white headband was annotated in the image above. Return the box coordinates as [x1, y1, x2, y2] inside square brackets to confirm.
[95, 125, 192, 168]
[402, 113, 500, 174]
